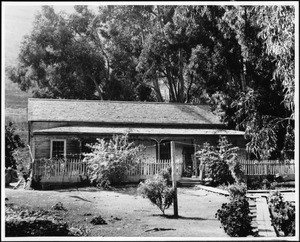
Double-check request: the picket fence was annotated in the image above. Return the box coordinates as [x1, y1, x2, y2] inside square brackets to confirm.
[239, 159, 295, 176]
[33, 158, 295, 181]
[33, 158, 87, 178]
[127, 159, 182, 177]
[33, 158, 182, 179]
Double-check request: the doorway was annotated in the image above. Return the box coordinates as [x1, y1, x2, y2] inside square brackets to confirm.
[182, 146, 195, 177]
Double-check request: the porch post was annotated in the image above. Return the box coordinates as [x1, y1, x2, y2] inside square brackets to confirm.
[157, 141, 160, 161]
[79, 139, 82, 159]
[171, 141, 178, 217]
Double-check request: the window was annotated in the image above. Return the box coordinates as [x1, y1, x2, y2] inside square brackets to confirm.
[157, 140, 171, 160]
[50, 139, 66, 159]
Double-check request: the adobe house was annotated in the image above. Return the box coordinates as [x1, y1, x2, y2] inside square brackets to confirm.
[28, 98, 246, 184]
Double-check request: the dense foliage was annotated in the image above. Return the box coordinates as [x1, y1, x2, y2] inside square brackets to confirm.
[7, 5, 295, 159]
[268, 190, 295, 236]
[83, 134, 145, 188]
[216, 183, 253, 237]
[216, 196, 253, 237]
[137, 172, 175, 215]
[195, 136, 245, 186]
[227, 183, 247, 199]
[5, 122, 25, 169]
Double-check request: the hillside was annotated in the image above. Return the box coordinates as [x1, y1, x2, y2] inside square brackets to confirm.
[4, 5, 39, 141]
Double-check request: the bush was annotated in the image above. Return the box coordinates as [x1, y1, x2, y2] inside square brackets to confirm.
[246, 175, 278, 190]
[215, 196, 253, 237]
[268, 191, 295, 236]
[195, 137, 244, 187]
[227, 183, 247, 199]
[84, 134, 145, 188]
[206, 159, 235, 186]
[5, 122, 25, 169]
[137, 174, 175, 215]
[158, 167, 172, 182]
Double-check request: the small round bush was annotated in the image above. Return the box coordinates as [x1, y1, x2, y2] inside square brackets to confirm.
[227, 183, 247, 199]
[137, 174, 174, 215]
[216, 197, 253, 237]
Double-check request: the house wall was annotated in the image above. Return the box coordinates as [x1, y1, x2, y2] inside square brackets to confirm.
[30, 119, 246, 161]
[33, 135, 81, 159]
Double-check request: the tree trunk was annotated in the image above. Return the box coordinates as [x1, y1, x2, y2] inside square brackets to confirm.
[153, 78, 164, 102]
[24, 145, 34, 190]
[178, 48, 185, 103]
[88, 75, 103, 100]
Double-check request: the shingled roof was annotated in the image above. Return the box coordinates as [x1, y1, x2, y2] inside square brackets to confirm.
[28, 98, 224, 127]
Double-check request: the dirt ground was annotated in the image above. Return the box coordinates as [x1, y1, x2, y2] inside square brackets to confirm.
[5, 185, 230, 238]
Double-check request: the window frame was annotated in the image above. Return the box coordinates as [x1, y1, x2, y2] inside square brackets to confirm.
[50, 139, 66, 159]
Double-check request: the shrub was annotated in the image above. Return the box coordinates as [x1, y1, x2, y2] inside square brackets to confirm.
[227, 183, 247, 199]
[215, 196, 253, 237]
[207, 159, 235, 186]
[84, 134, 145, 188]
[5, 122, 25, 169]
[268, 191, 295, 236]
[246, 175, 278, 190]
[158, 167, 172, 182]
[195, 137, 243, 186]
[137, 174, 175, 215]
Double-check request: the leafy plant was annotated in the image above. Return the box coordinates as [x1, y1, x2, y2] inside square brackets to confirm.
[227, 183, 247, 199]
[5, 122, 25, 169]
[216, 196, 253, 237]
[83, 134, 145, 188]
[137, 174, 175, 215]
[268, 190, 295, 236]
[158, 167, 172, 183]
[195, 136, 244, 186]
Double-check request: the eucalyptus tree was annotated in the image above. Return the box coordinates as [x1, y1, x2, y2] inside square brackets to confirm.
[213, 5, 295, 159]
[8, 5, 107, 99]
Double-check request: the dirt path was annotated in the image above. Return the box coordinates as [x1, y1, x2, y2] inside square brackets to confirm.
[5, 186, 229, 237]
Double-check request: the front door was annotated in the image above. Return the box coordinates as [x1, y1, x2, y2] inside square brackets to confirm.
[182, 146, 195, 177]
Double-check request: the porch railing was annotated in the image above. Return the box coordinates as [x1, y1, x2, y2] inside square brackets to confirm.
[127, 159, 182, 177]
[33, 158, 183, 179]
[33, 158, 87, 178]
[33, 157, 295, 181]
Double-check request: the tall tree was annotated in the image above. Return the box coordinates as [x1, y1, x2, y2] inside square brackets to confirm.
[212, 5, 295, 159]
[8, 6, 107, 99]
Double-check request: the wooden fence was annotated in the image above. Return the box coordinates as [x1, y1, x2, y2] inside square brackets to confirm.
[33, 157, 295, 183]
[127, 159, 183, 181]
[33, 158, 87, 178]
[33, 158, 183, 183]
[239, 159, 295, 176]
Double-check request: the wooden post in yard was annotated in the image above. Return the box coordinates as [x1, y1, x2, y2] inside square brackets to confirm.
[170, 141, 178, 217]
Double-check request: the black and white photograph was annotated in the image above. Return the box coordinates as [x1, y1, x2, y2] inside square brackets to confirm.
[1, 1, 299, 240]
